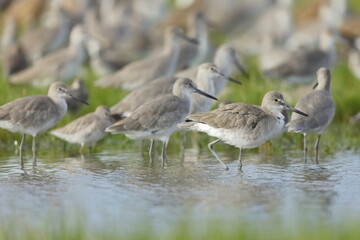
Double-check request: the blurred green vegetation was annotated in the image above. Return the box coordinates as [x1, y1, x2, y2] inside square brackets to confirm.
[0, 1, 360, 240]
[0, 215, 359, 240]
[0, 0, 359, 151]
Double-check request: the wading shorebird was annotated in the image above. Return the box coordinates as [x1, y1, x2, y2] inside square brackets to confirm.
[51, 106, 114, 153]
[287, 67, 335, 164]
[179, 91, 308, 170]
[0, 82, 88, 166]
[95, 27, 198, 90]
[106, 78, 217, 168]
[9, 25, 88, 86]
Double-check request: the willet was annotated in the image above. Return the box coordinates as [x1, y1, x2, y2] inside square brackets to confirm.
[9, 25, 87, 86]
[177, 44, 247, 94]
[95, 27, 197, 90]
[65, 78, 89, 114]
[1, 44, 28, 78]
[178, 91, 308, 170]
[0, 82, 88, 165]
[2, 0, 72, 71]
[51, 106, 114, 153]
[288, 0, 346, 49]
[106, 78, 217, 167]
[177, 11, 212, 69]
[190, 63, 241, 114]
[211, 45, 248, 93]
[229, 0, 293, 55]
[86, 37, 127, 77]
[287, 68, 335, 164]
[263, 30, 337, 83]
[110, 63, 239, 119]
[18, 6, 73, 62]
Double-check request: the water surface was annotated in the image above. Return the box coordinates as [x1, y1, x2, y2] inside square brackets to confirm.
[0, 142, 359, 233]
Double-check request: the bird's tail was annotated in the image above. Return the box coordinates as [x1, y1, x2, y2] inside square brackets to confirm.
[177, 120, 196, 130]
[105, 122, 126, 134]
[286, 119, 305, 133]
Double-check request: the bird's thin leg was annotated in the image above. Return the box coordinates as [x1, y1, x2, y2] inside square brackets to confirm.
[89, 144, 94, 153]
[149, 139, 155, 161]
[79, 144, 84, 155]
[303, 133, 308, 164]
[180, 130, 186, 151]
[140, 140, 146, 157]
[208, 139, 228, 170]
[32, 136, 37, 166]
[19, 134, 26, 167]
[238, 147, 243, 171]
[161, 139, 169, 169]
[315, 134, 321, 165]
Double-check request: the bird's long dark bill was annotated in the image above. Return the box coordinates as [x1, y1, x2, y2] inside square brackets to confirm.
[218, 71, 241, 84]
[205, 18, 217, 28]
[194, 88, 217, 101]
[233, 58, 250, 78]
[227, 76, 242, 84]
[286, 105, 308, 117]
[180, 34, 199, 45]
[70, 94, 89, 105]
[312, 81, 319, 89]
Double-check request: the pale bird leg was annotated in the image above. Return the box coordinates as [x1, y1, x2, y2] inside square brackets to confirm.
[304, 133, 308, 164]
[161, 138, 169, 169]
[208, 139, 228, 170]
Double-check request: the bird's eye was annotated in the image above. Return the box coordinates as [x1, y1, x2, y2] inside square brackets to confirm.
[274, 99, 278, 102]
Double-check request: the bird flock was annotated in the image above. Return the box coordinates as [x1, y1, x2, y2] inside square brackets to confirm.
[2, 0, 358, 170]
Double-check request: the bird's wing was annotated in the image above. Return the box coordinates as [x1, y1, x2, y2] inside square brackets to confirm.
[95, 53, 171, 88]
[292, 91, 335, 129]
[186, 102, 268, 130]
[110, 76, 176, 114]
[54, 112, 97, 134]
[9, 49, 69, 83]
[0, 96, 59, 127]
[109, 95, 189, 132]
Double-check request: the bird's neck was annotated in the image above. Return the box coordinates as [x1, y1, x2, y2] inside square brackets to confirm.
[69, 41, 87, 63]
[214, 52, 232, 77]
[50, 96, 68, 119]
[316, 80, 332, 92]
[173, 88, 191, 102]
[196, 73, 215, 94]
[163, 38, 180, 75]
[263, 106, 285, 122]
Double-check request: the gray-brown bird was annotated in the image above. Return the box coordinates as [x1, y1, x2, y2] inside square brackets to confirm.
[287, 67, 335, 164]
[0, 82, 88, 165]
[179, 91, 308, 170]
[106, 78, 217, 167]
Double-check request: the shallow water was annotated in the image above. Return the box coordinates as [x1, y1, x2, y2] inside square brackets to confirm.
[0, 141, 359, 233]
